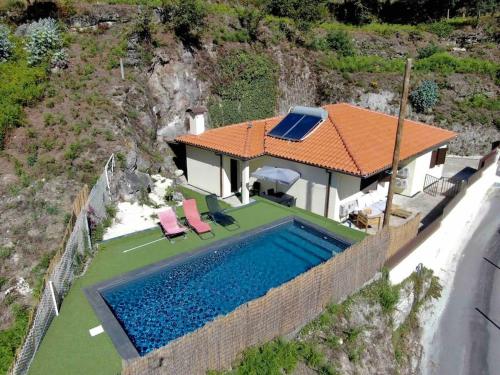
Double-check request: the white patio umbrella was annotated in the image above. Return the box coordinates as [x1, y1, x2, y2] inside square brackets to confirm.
[251, 166, 300, 191]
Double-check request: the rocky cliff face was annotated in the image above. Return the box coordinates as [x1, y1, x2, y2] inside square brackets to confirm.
[148, 46, 209, 141]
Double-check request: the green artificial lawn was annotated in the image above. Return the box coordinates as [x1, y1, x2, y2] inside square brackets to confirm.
[29, 197, 364, 375]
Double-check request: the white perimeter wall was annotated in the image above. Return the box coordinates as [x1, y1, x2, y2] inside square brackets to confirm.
[186, 145, 220, 194]
[390, 152, 499, 284]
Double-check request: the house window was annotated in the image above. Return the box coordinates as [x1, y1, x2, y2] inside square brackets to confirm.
[430, 148, 447, 168]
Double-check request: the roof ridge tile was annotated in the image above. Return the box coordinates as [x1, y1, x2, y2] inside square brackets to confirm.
[327, 112, 363, 175]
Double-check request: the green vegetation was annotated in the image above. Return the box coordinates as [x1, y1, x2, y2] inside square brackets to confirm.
[208, 50, 278, 127]
[364, 268, 400, 313]
[392, 269, 442, 363]
[321, 54, 404, 73]
[24, 18, 64, 66]
[0, 305, 29, 374]
[266, 0, 326, 24]
[415, 52, 498, 76]
[423, 21, 454, 38]
[417, 43, 443, 59]
[0, 246, 12, 259]
[0, 35, 47, 148]
[31, 250, 55, 298]
[0, 24, 12, 61]
[410, 80, 439, 113]
[160, 0, 207, 43]
[320, 52, 498, 76]
[218, 267, 440, 374]
[313, 30, 355, 56]
[459, 93, 500, 111]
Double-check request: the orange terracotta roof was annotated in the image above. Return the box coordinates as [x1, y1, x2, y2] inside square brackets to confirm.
[176, 103, 456, 177]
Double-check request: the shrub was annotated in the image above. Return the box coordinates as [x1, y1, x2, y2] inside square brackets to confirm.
[160, 0, 207, 43]
[25, 18, 63, 65]
[64, 141, 83, 161]
[410, 80, 439, 113]
[238, 7, 264, 42]
[0, 24, 13, 62]
[425, 21, 454, 38]
[236, 339, 299, 374]
[459, 93, 500, 111]
[50, 48, 69, 69]
[267, 0, 326, 24]
[0, 304, 29, 374]
[325, 30, 355, 56]
[417, 42, 442, 59]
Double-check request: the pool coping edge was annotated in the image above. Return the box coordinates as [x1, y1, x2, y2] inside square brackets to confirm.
[84, 215, 355, 360]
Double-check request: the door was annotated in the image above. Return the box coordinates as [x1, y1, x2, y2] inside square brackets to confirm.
[230, 159, 238, 193]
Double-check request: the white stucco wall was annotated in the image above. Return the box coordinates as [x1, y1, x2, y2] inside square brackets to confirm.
[221, 155, 232, 197]
[330, 173, 362, 221]
[249, 156, 330, 216]
[185, 145, 220, 194]
[397, 148, 446, 197]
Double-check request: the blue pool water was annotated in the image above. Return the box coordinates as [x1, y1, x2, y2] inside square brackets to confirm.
[101, 221, 350, 355]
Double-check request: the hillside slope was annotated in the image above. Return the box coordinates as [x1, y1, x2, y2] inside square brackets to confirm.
[0, 1, 498, 372]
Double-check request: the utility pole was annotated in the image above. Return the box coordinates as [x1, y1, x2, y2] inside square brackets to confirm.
[383, 58, 412, 227]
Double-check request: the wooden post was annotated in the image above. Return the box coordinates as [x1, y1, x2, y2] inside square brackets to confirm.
[120, 58, 125, 80]
[383, 58, 412, 227]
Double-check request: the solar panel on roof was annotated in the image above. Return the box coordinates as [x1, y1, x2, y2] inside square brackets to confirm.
[284, 115, 322, 140]
[268, 113, 323, 141]
[268, 113, 303, 138]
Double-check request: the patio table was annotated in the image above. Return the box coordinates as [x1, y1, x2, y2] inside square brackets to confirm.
[260, 192, 295, 207]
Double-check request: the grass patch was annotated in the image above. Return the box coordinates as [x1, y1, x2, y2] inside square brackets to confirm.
[0, 305, 29, 374]
[31, 250, 55, 298]
[320, 52, 498, 76]
[320, 54, 405, 73]
[0, 38, 47, 148]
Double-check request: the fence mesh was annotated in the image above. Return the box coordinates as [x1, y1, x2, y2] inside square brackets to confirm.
[11, 155, 115, 375]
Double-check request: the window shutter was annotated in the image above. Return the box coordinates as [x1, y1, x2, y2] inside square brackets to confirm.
[436, 148, 447, 165]
[429, 150, 438, 168]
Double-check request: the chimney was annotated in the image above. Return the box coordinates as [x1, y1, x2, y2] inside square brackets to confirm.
[186, 106, 208, 135]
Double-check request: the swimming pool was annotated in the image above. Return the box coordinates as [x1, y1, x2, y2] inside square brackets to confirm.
[85, 217, 352, 358]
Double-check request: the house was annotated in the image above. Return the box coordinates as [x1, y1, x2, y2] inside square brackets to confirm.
[175, 104, 456, 221]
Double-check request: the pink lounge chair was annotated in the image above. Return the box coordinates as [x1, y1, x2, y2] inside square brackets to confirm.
[158, 208, 188, 241]
[182, 199, 213, 238]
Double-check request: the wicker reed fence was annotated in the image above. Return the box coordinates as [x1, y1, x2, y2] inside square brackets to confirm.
[123, 220, 419, 375]
[10, 155, 115, 375]
[386, 214, 421, 261]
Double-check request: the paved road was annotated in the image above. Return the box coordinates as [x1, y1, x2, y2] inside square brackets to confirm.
[431, 186, 500, 375]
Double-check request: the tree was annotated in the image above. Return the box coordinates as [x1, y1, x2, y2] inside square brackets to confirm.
[266, 0, 326, 23]
[238, 8, 264, 42]
[160, 0, 207, 45]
